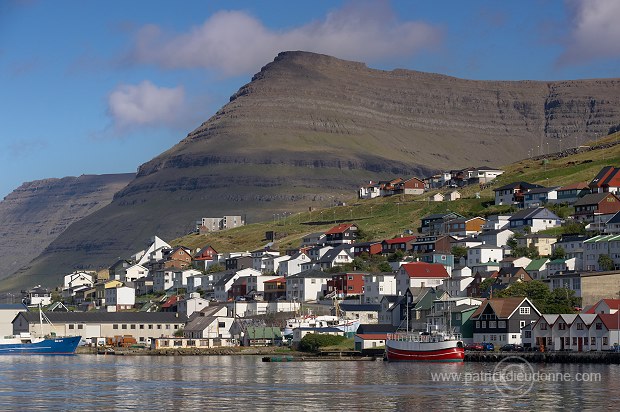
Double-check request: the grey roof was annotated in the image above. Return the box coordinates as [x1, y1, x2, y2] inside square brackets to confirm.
[452, 304, 480, 313]
[213, 273, 235, 287]
[339, 303, 381, 312]
[574, 192, 616, 206]
[319, 248, 352, 263]
[525, 186, 560, 195]
[494, 181, 542, 191]
[0, 304, 28, 310]
[287, 269, 333, 279]
[381, 295, 400, 303]
[16, 312, 188, 324]
[481, 228, 513, 236]
[509, 207, 560, 221]
[356, 324, 398, 334]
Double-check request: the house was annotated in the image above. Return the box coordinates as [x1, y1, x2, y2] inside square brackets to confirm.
[63, 272, 94, 289]
[470, 297, 541, 345]
[467, 167, 504, 184]
[395, 262, 450, 295]
[556, 182, 590, 204]
[493, 182, 543, 206]
[183, 306, 234, 343]
[395, 177, 426, 195]
[104, 286, 135, 311]
[430, 193, 444, 202]
[277, 252, 310, 276]
[252, 248, 281, 272]
[446, 190, 461, 201]
[177, 293, 211, 317]
[225, 254, 253, 270]
[494, 267, 533, 286]
[352, 241, 383, 257]
[242, 326, 282, 346]
[286, 269, 333, 302]
[420, 212, 464, 235]
[124, 264, 149, 283]
[524, 258, 550, 280]
[0, 303, 28, 337]
[500, 256, 532, 269]
[339, 303, 381, 324]
[508, 207, 561, 233]
[172, 268, 202, 290]
[410, 235, 453, 255]
[482, 215, 511, 231]
[546, 271, 582, 298]
[213, 268, 261, 302]
[325, 272, 365, 298]
[153, 270, 174, 293]
[516, 234, 558, 256]
[108, 260, 132, 281]
[573, 192, 620, 222]
[263, 254, 291, 274]
[553, 234, 587, 271]
[522, 187, 559, 208]
[583, 298, 620, 314]
[354, 334, 387, 351]
[192, 245, 219, 271]
[530, 313, 619, 351]
[21, 286, 52, 307]
[292, 327, 344, 345]
[467, 245, 503, 266]
[134, 276, 154, 296]
[263, 277, 287, 301]
[381, 236, 417, 255]
[197, 216, 244, 233]
[589, 166, 620, 194]
[441, 275, 475, 298]
[317, 247, 353, 269]
[445, 217, 486, 238]
[362, 273, 397, 304]
[478, 228, 514, 248]
[418, 252, 454, 275]
[12, 312, 187, 343]
[426, 297, 483, 333]
[545, 258, 576, 277]
[135, 235, 171, 267]
[358, 181, 381, 199]
[583, 234, 620, 271]
[301, 232, 327, 247]
[324, 223, 358, 245]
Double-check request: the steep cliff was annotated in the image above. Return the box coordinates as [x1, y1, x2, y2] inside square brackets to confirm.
[7, 51, 620, 288]
[0, 174, 134, 281]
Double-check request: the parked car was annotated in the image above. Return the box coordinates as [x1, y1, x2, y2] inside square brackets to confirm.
[481, 342, 495, 351]
[500, 344, 524, 352]
[464, 343, 484, 351]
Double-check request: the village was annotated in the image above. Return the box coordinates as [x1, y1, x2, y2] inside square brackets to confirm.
[4, 164, 620, 355]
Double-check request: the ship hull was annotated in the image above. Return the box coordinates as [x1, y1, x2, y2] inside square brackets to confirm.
[385, 337, 464, 362]
[0, 336, 81, 355]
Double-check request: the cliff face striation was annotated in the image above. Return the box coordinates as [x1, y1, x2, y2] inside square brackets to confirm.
[7, 51, 620, 289]
[0, 174, 134, 282]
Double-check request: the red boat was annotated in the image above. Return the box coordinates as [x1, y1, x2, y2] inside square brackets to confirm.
[385, 331, 464, 362]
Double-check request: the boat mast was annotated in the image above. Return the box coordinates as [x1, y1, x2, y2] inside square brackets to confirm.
[38, 302, 43, 337]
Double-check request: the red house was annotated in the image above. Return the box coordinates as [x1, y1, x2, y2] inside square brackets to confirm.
[573, 192, 620, 222]
[381, 236, 417, 254]
[589, 166, 620, 193]
[326, 272, 365, 297]
[325, 223, 358, 245]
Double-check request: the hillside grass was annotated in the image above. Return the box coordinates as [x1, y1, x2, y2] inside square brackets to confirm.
[173, 132, 620, 252]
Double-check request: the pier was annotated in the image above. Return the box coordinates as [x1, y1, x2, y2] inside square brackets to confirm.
[465, 351, 620, 364]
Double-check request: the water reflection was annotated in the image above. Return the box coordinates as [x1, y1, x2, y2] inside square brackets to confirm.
[0, 356, 619, 410]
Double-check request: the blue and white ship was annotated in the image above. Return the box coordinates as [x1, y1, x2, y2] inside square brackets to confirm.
[0, 334, 81, 354]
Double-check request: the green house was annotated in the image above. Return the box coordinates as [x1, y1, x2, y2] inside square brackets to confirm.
[243, 326, 282, 347]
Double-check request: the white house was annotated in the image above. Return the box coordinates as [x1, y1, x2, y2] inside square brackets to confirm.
[63, 272, 94, 289]
[431, 193, 444, 202]
[124, 264, 149, 283]
[177, 293, 211, 317]
[135, 236, 171, 266]
[530, 313, 619, 351]
[446, 190, 461, 201]
[286, 269, 332, 302]
[263, 255, 291, 274]
[467, 245, 503, 266]
[362, 273, 397, 304]
[583, 234, 620, 271]
[104, 286, 135, 311]
[187, 274, 212, 293]
[153, 270, 174, 292]
[478, 229, 514, 248]
[395, 262, 450, 295]
[482, 215, 511, 231]
[442, 276, 475, 298]
[277, 252, 310, 276]
[172, 268, 202, 290]
[252, 249, 281, 272]
[523, 187, 559, 208]
[508, 207, 562, 233]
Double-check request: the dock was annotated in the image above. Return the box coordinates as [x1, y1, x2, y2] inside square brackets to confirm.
[465, 351, 620, 364]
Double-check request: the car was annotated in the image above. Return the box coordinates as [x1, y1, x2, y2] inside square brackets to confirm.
[464, 343, 484, 351]
[500, 344, 524, 352]
[481, 342, 495, 351]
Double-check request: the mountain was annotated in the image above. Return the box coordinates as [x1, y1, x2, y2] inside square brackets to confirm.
[6, 51, 620, 290]
[0, 174, 134, 282]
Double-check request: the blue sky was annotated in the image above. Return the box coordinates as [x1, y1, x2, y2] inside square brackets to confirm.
[1, 0, 619, 199]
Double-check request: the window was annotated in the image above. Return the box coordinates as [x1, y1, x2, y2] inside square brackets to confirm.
[113, 324, 119, 330]
[540, 322, 547, 330]
[348, 276, 353, 280]
[481, 321, 487, 328]
[519, 307, 530, 315]
[218, 322, 226, 328]
[140, 325, 145, 330]
[131, 325, 136, 329]
[525, 331, 531, 338]
[489, 321, 497, 329]
[476, 321, 480, 328]
[157, 325, 162, 329]
[77, 324, 83, 330]
[519, 321, 526, 329]
[498, 321, 506, 328]
[547, 337, 552, 346]
[596, 323, 602, 330]
[68, 324, 74, 330]
[604, 337, 609, 346]
[564, 337, 570, 346]
[573, 337, 577, 346]
[577, 323, 584, 330]
[149, 325, 153, 330]
[166, 325, 171, 329]
[591, 337, 596, 346]
[122, 324, 127, 330]
[558, 323, 566, 330]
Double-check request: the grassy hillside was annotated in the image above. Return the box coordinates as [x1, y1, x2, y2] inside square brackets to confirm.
[172, 133, 620, 253]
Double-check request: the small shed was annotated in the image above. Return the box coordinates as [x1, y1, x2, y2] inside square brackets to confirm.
[243, 326, 282, 346]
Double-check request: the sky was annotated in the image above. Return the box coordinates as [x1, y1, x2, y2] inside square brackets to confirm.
[1, 0, 619, 199]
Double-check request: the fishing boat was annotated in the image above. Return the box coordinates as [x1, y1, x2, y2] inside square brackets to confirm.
[282, 314, 360, 337]
[0, 334, 81, 355]
[385, 329, 464, 362]
[0, 305, 81, 355]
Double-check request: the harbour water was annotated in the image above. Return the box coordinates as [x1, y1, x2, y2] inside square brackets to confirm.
[0, 355, 618, 410]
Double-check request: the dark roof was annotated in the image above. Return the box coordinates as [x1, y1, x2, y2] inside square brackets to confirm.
[605, 211, 620, 224]
[319, 248, 352, 263]
[480, 228, 513, 236]
[493, 182, 542, 192]
[339, 303, 381, 312]
[451, 304, 480, 313]
[0, 304, 28, 310]
[525, 186, 560, 195]
[185, 315, 218, 332]
[214, 273, 235, 287]
[16, 312, 188, 324]
[574, 192, 619, 206]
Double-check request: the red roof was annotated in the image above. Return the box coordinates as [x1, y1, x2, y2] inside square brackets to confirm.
[325, 223, 355, 235]
[557, 182, 589, 191]
[161, 295, 181, 308]
[584, 299, 620, 314]
[383, 236, 416, 245]
[400, 262, 449, 278]
[597, 313, 620, 331]
[263, 277, 286, 283]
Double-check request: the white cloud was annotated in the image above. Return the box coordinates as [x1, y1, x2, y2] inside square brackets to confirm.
[558, 0, 620, 65]
[126, 2, 442, 76]
[107, 80, 185, 129]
